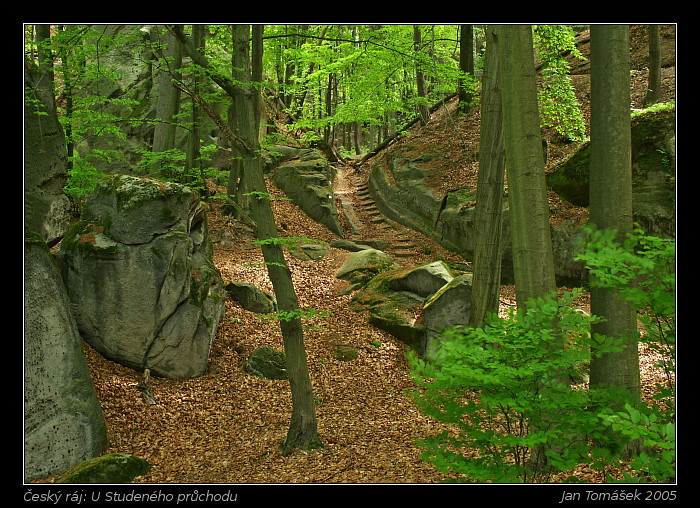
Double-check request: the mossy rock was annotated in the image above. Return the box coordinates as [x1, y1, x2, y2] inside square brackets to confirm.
[55, 453, 150, 484]
[244, 346, 288, 380]
[333, 345, 359, 362]
[546, 102, 675, 210]
[335, 248, 396, 285]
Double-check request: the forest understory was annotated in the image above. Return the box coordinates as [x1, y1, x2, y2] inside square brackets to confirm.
[37, 26, 676, 486]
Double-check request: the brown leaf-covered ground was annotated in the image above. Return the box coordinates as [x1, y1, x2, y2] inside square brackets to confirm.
[40, 25, 675, 486]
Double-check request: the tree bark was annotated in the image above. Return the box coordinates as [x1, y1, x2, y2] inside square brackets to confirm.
[152, 25, 183, 166]
[469, 26, 506, 329]
[458, 25, 474, 114]
[644, 24, 662, 106]
[413, 26, 430, 126]
[185, 25, 204, 189]
[169, 24, 322, 456]
[496, 25, 557, 307]
[230, 25, 323, 456]
[589, 25, 640, 406]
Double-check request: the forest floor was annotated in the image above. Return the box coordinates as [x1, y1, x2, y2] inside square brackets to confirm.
[43, 26, 675, 487]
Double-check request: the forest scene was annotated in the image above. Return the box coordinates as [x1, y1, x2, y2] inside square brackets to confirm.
[24, 24, 676, 495]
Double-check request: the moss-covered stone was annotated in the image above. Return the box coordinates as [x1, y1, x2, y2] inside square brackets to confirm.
[546, 102, 676, 209]
[55, 453, 150, 484]
[333, 345, 359, 362]
[244, 346, 288, 380]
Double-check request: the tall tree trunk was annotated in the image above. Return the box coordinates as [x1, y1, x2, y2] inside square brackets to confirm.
[644, 24, 662, 106]
[227, 25, 252, 221]
[497, 24, 559, 472]
[469, 26, 506, 329]
[185, 25, 204, 189]
[169, 24, 323, 455]
[458, 25, 475, 114]
[589, 25, 640, 407]
[413, 25, 430, 126]
[496, 25, 556, 307]
[152, 25, 183, 175]
[231, 25, 323, 456]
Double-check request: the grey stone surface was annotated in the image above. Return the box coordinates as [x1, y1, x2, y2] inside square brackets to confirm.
[24, 232, 108, 482]
[225, 282, 277, 314]
[57, 175, 225, 379]
[56, 453, 150, 484]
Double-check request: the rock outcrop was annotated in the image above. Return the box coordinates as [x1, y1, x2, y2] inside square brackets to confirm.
[55, 453, 150, 484]
[348, 260, 473, 360]
[268, 146, 344, 237]
[57, 175, 225, 379]
[24, 230, 109, 482]
[225, 282, 277, 314]
[24, 65, 71, 245]
[547, 104, 676, 238]
[244, 346, 288, 380]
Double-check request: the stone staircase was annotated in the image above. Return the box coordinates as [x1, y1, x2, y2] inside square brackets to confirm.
[352, 174, 420, 260]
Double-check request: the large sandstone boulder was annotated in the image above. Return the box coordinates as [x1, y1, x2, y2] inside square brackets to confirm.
[225, 282, 277, 314]
[57, 175, 225, 379]
[24, 230, 108, 482]
[350, 261, 472, 358]
[421, 273, 474, 362]
[55, 453, 150, 484]
[546, 104, 676, 238]
[270, 147, 343, 237]
[335, 248, 396, 286]
[24, 65, 71, 245]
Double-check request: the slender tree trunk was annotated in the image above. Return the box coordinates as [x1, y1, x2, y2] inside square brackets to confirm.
[497, 24, 559, 473]
[231, 25, 323, 456]
[458, 25, 474, 114]
[153, 26, 183, 156]
[185, 25, 204, 189]
[413, 25, 430, 126]
[496, 25, 556, 307]
[227, 25, 252, 220]
[644, 24, 662, 106]
[169, 24, 323, 455]
[589, 25, 641, 408]
[469, 26, 506, 329]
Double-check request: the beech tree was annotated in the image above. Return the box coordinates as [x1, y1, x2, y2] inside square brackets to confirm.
[644, 25, 662, 106]
[495, 24, 556, 307]
[468, 25, 506, 329]
[588, 25, 641, 408]
[152, 25, 183, 164]
[170, 24, 323, 456]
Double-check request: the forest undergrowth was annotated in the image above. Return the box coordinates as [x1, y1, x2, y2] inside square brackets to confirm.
[38, 26, 675, 485]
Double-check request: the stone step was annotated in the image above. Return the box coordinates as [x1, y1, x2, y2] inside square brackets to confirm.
[391, 242, 417, 250]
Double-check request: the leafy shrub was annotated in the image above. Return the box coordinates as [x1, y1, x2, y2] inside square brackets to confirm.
[576, 226, 675, 483]
[410, 226, 676, 483]
[410, 290, 621, 483]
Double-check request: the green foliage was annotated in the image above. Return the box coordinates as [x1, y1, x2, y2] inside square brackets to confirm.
[271, 25, 465, 146]
[136, 148, 186, 177]
[575, 226, 676, 393]
[576, 226, 675, 483]
[410, 290, 621, 483]
[410, 227, 676, 483]
[64, 157, 109, 200]
[259, 307, 330, 323]
[533, 25, 587, 141]
[598, 403, 675, 483]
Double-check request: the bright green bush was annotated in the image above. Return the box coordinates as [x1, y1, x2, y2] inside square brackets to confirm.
[410, 227, 676, 483]
[410, 290, 621, 483]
